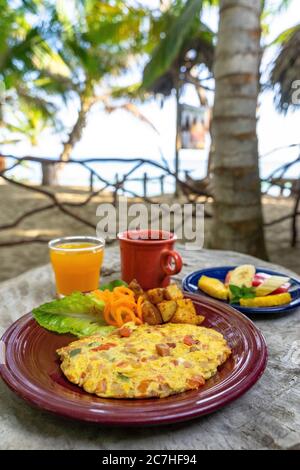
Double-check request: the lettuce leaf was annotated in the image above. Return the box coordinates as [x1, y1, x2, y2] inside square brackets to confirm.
[32, 292, 115, 337]
[99, 279, 128, 291]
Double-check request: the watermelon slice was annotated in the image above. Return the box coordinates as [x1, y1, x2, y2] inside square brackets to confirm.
[226, 270, 291, 294]
[253, 273, 290, 295]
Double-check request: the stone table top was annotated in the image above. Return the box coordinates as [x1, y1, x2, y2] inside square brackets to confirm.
[0, 246, 299, 450]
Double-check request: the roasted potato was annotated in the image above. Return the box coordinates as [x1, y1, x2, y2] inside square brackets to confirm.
[147, 288, 165, 304]
[164, 284, 184, 301]
[128, 279, 147, 301]
[157, 300, 177, 323]
[142, 300, 163, 325]
[171, 299, 204, 325]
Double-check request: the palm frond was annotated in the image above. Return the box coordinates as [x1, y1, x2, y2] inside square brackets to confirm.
[270, 25, 300, 113]
[104, 102, 159, 135]
[142, 0, 205, 91]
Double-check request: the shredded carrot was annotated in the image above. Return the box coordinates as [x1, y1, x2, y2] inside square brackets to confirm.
[103, 305, 118, 327]
[136, 296, 144, 321]
[91, 286, 144, 327]
[113, 286, 135, 298]
[111, 297, 136, 311]
[115, 306, 137, 326]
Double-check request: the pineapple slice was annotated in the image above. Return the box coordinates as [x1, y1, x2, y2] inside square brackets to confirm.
[198, 275, 228, 300]
[240, 292, 292, 307]
[230, 265, 255, 288]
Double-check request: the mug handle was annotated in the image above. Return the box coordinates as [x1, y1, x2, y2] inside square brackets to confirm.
[160, 249, 183, 276]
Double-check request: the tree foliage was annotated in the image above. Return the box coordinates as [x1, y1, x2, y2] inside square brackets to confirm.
[0, 0, 66, 145]
[142, 0, 215, 95]
[143, 0, 204, 90]
[0, 0, 298, 154]
[270, 25, 300, 113]
[0, 0, 148, 151]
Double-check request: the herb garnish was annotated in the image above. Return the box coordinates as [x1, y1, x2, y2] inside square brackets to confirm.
[117, 373, 130, 382]
[69, 348, 82, 357]
[229, 284, 256, 304]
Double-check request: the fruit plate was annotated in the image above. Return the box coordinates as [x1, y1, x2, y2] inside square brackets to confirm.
[0, 293, 267, 426]
[182, 266, 300, 315]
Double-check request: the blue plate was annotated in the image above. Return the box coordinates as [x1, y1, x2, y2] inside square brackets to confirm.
[182, 266, 300, 315]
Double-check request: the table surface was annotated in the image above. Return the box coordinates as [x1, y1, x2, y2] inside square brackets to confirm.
[0, 246, 299, 450]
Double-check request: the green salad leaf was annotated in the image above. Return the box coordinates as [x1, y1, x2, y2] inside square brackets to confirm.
[99, 279, 128, 291]
[229, 284, 256, 304]
[32, 292, 115, 337]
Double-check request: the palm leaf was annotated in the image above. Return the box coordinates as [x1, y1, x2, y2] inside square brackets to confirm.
[270, 25, 300, 113]
[269, 25, 300, 47]
[17, 89, 57, 117]
[104, 102, 159, 135]
[0, 138, 22, 145]
[110, 83, 144, 101]
[142, 0, 203, 90]
[31, 41, 71, 78]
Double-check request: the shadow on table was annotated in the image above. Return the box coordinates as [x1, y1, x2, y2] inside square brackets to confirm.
[1, 379, 218, 449]
[245, 308, 298, 322]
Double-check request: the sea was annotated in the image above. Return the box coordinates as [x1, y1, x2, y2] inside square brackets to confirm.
[3, 145, 300, 198]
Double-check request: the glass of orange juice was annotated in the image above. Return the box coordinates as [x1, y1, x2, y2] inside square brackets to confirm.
[49, 236, 105, 296]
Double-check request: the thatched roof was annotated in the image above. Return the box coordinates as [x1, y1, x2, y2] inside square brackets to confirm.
[271, 26, 300, 113]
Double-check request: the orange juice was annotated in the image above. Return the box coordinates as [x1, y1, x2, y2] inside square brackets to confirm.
[49, 237, 105, 296]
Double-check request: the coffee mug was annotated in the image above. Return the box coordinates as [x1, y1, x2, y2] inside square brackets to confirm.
[117, 230, 182, 290]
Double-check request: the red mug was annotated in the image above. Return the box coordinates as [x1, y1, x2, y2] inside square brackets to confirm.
[117, 230, 182, 290]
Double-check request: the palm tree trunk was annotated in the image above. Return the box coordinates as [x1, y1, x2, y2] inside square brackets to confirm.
[210, 0, 267, 259]
[0, 155, 5, 173]
[174, 82, 182, 197]
[60, 94, 94, 162]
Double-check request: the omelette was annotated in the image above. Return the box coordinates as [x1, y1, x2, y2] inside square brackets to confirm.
[57, 322, 231, 399]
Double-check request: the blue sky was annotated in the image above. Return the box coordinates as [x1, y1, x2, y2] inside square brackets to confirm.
[4, 0, 300, 192]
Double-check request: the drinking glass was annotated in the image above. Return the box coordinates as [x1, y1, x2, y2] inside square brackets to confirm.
[49, 236, 105, 296]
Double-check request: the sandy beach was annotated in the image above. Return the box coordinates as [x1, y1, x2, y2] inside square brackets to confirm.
[0, 183, 300, 282]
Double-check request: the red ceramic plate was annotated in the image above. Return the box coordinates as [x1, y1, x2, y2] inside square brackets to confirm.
[0, 293, 267, 426]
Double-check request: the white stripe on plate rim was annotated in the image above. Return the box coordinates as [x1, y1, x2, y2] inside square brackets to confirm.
[0, 340, 6, 365]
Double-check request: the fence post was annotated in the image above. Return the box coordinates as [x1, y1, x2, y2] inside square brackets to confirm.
[160, 175, 164, 195]
[113, 173, 119, 206]
[143, 172, 148, 198]
[41, 162, 57, 186]
[89, 172, 94, 193]
[291, 191, 300, 247]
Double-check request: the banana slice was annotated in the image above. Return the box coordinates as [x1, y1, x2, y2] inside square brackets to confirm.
[229, 265, 255, 288]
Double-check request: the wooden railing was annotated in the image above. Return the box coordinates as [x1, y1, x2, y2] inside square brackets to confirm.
[0, 154, 210, 247]
[261, 149, 300, 246]
[1, 144, 300, 247]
